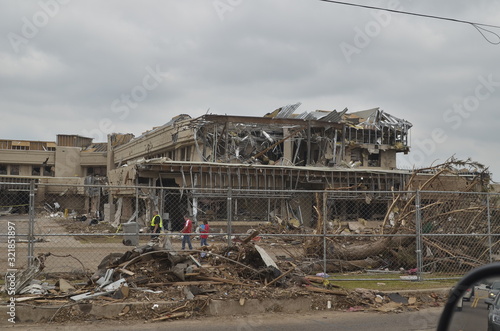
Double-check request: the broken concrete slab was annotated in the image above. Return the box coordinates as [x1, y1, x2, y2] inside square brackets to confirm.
[387, 292, 409, 304]
[57, 278, 76, 293]
[374, 301, 403, 313]
[348, 221, 365, 232]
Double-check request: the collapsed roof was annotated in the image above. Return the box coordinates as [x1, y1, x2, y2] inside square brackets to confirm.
[185, 103, 412, 167]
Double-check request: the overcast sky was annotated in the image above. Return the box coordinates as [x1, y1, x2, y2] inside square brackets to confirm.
[1, 1, 500, 180]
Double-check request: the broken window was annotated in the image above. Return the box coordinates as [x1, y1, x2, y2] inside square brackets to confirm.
[350, 149, 363, 164]
[368, 152, 380, 167]
[180, 146, 191, 161]
[10, 165, 19, 175]
[32, 166, 40, 176]
[0, 164, 7, 175]
[86, 167, 106, 176]
[43, 166, 55, 176]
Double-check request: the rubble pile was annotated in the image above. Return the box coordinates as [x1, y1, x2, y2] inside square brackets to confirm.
[2, 233, 448, 324]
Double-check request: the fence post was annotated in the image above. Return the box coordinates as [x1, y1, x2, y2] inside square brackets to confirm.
[135, 184, 139, 222]
[487, 193, 492, 263]
[27, 180, 35, 267]
[227, 187, 232, 247]
[323, 191, 328, 275]
[415, 189, 423, 281]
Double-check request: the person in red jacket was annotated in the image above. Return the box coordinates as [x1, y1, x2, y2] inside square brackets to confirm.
[199, 220, 210, 247]
[181, 215, 193, 250]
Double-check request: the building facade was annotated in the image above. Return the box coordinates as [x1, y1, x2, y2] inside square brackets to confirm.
[1, 105, 487, 229]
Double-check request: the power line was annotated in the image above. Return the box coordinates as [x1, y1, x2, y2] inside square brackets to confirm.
[318, 0, 500, 45]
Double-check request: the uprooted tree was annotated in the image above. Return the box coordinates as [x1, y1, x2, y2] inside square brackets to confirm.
[304, 157, 499, 273]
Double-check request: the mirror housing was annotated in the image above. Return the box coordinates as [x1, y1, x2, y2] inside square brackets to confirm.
[438, 263, 500, 331]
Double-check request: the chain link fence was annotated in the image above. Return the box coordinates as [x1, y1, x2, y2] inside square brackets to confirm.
[1, 181, 499, 282]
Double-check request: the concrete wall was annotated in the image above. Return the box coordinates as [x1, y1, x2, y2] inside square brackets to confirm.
[0, 150, 54, 164]
[18, 165, 33, 176]
[381, 150, 397, 169]
[55, 146, 82, 177]
[80, 152, 107, 166]
[113, 118, 194, 164]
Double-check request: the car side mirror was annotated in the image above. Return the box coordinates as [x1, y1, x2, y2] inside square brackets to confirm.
[438, 263, 500, 331]
[487, 285, 492, 289]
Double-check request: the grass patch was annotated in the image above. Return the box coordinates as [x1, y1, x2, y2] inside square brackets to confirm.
[327, 273, 458, 291]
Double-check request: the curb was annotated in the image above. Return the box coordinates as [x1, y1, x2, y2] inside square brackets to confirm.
[0, 289, 449, 325]
[0, 296, 331, 325]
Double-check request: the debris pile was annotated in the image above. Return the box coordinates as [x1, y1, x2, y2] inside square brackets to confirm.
[300, 157, 494, 273]
[2, 232, 448, 324]
[345, 289, 445, 313]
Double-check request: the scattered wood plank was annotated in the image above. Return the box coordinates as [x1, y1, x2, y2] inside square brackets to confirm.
[189, 255, 202, 267]
[32, 299, 69, 303]
[196, 276, 251, 286]
[241, 230, 260, 244]
[151, 311, 191, 321]
[305, 276, 328, 283]
[264, 263, 296, 288]
[304, 286, 347, 296]
[118, 305, 130, 316]
[304, 276, 341, 288]
[116, 268, 135, 276]
[15, 296, 42, 302]
[99, 296, 120, 302]
[147, 281, 224, 286]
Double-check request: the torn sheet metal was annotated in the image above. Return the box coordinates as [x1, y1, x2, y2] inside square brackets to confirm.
[275, 102, 302, 118]
[102, 278, 127, 292]
[254, 244, 279, 270]
[96, 268, 114, 288]
[5, 256, 44, 295]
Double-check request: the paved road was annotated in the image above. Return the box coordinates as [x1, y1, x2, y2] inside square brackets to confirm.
[7, 302, 489, 331]
[448, 299, 488, 330]
[6, 307, 444, 331]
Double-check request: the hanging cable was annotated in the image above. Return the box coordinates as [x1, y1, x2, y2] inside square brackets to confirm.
[318, 0, 500, 45]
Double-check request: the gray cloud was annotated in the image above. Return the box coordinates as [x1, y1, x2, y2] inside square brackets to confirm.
[1, 0, 500, 179]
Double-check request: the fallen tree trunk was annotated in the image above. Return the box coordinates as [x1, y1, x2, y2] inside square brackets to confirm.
[332, 237, 393, 261]
[306, 236, 413, 261]
[302, 257, 383, 273]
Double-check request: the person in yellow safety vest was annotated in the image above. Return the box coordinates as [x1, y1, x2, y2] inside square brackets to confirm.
[150, 210, 163, 240]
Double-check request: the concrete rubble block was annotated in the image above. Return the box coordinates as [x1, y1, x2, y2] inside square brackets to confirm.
[57, 278, 76, 293]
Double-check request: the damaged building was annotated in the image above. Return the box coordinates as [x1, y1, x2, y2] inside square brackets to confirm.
[0, 134, 111, 216]
[105, 105, 415, 229]
[0, 104, 491, 231]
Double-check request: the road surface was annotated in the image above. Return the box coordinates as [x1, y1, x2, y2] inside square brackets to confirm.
[5, 307, 445, 331]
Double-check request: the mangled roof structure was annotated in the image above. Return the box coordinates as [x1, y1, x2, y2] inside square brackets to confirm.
[106, 104, 415, 203]
[112, 103, 412, 169]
